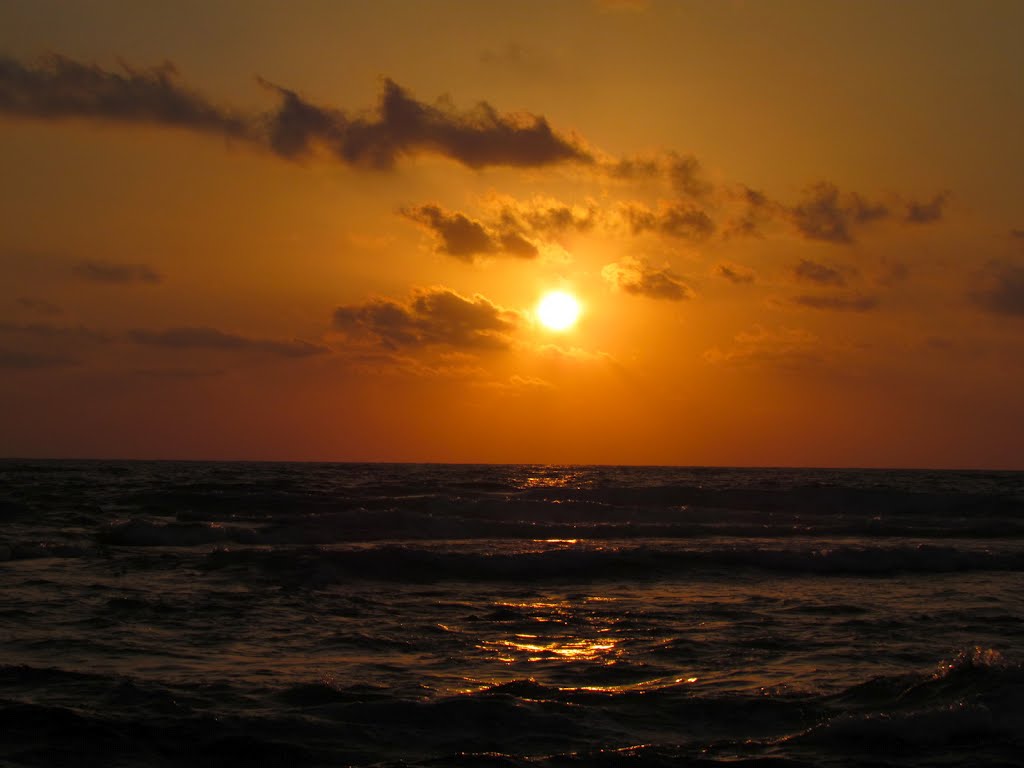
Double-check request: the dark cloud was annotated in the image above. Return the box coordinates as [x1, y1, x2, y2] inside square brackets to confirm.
[0, 54, 588, 171]
[333, 288, 519, 350]
[0, 54, 251, 138]
[0, 347, 79, 369]
[261, 77, 590, 170]
[725, 185, 779, 238]
[713, 262, 755, 284]
[497, 199, 597, 236]
[127, 326, 329, 357]
[1011, 229, 1024, 240]
[73, 260, 161, 284]
[605, 155, 662, 180]
[793, 259, 846, 286]
[666, 152, 712, 200]
[905, 192, 948, 224]
[401, 204, 537, 261]
[0, 321, 110, 342]
[602, 258, 693, 301]
[970, 263, 1024, 317]
[623, 202, 715, 242]
[788, 182, 890, 244]
[789, 294, 879, 312]
[17, 297, 62, 315]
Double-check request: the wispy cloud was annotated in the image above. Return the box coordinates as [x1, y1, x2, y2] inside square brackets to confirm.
[73, 260, 161, 284]
[602, 257, 693, 301]
[905, 192, 949, 224]
[970, 263, 1024, 317]
[792, 259, 846, 287]
[788, 294, 879, 312]
[127, 326, 329, 357]
[0, 54, 590, 171]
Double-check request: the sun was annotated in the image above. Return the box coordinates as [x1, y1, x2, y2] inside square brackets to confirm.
[536, 291, 581, 331]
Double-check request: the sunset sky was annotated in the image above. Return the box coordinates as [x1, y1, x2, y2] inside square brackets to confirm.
[1, 0, 1022, 468]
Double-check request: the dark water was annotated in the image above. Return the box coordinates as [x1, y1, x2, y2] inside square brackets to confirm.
[1, 461, 1023, 767]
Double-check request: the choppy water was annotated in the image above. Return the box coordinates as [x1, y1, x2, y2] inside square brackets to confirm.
[1, 461, 1023, 767]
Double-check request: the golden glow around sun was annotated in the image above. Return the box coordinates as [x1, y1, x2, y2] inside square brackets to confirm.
[536, 291, 581, 331]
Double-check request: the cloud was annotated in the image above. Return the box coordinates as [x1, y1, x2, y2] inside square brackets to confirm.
[621, 201, 715, 242]
[787, 182, 889, 244]
[704, 326, 824, 370]
[17, 297, 62, 315]
[666, 152, 713, 200]
[0, 347, 79, 369]
[0, 54, 589, 171]
[905, 192, 948, 224]
[724, 185, 779, 238]
[0, 54, 251, 137]
[493, 197, 598, 237]
[401, 204, 537, 261]
[792, 259, 846, 286]
[0, 321, 110, 342]
[261, 76, 590, 169]
[127, 326, 329, 357]
[970, 263, 1024, 317]
[602, 257, 694, 301]
[1011, 229, 1024, 240]
[788, 294, 879, 312]
[713, 262, 756, 284]
[480, 374, 556, 395]
[333, 287, 519, 350]
[73, 260, 162, 284]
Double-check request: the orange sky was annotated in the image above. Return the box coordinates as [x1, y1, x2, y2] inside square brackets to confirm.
[1, 0, 1022, 468]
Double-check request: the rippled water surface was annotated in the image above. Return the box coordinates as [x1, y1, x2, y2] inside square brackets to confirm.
[1, 461, 1022, 766]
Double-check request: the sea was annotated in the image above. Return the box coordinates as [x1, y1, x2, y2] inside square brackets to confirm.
[1, 461, 1022, 767]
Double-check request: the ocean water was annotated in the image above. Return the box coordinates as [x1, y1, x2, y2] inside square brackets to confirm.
[1, 461, 1022, 767]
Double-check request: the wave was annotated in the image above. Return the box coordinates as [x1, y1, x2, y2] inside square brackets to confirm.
[2, 648, 1019, 767]
[197, 541, 1024, 586]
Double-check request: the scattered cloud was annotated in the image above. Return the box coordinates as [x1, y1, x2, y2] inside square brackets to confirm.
[127, 326, 329, 357]
[17, 297, 62, 315]
[724, 185, 778, 239]
[333, 287, 520, 350]
[621, 201, 715, 241]
[480, 374, 556, 395]
[970, 263, 1024, 317]
[492, 197, 598, 237]
[787, 182, 889, 244]
[0, 347, 79, 369]
[0, 54, 251, 138]
[0, 54, 590, 171]
[788, 294, 879, 312]
[792, 259, 846, 286]
[73, 260, 162, 284]
[905, 192, 948, 224]
[713, 262, 756, 284]
[537, 344, 618, 365]
[666, 152, 713, 200]
[402, 204, 537, 261]
[602, 257, 694, 301]
[704, 325, 824, 370]
[0, 321, 110, 342]
[260, 76, 590, 169]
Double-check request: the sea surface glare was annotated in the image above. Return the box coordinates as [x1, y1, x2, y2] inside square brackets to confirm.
[1, 461, 1023, 767]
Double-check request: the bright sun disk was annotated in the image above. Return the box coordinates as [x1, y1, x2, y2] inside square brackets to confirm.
[536, 291, 581, 331]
